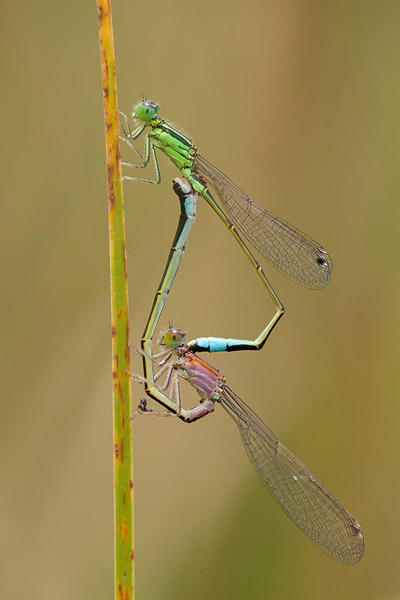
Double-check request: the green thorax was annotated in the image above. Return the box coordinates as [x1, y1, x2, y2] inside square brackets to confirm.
[147, 117, 196, 175]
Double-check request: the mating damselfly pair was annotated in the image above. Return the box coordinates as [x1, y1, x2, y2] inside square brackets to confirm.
[120, 101, 364, 564]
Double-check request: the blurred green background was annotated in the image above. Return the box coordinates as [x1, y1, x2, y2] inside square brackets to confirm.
[1, 1, 400, 598]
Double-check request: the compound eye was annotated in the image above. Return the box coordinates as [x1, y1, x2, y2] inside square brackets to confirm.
[134, 100, 160, 122]
[160, 327, 186, 348]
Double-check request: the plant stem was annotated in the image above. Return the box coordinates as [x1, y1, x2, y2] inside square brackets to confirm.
[97, 2, 134, 598]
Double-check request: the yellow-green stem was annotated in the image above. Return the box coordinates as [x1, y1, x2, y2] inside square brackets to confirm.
[97, 2, 134, 598]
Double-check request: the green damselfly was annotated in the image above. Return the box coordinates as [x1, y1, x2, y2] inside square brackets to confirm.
[119, 100, 333, 293]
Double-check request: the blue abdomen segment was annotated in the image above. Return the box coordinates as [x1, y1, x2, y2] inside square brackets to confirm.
[187, 337, 259, 353]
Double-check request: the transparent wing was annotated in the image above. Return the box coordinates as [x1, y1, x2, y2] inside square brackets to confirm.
[221, 387, 364, 564]
[194, 154, 333, 289]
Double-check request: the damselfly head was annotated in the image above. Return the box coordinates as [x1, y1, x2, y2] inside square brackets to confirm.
[134, 100, 160, 122]
[159, 327, 186, 349]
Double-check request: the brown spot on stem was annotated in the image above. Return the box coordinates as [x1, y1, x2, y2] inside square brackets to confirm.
[118, 385, 124, 402]
[120, 519, 128, 543]
[112, 326, 117, 337]
[114, 443, 119, 460]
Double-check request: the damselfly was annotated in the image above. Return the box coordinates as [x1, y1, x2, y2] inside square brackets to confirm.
[133, 326, 364, 566]
[120, 100, 333, 293]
